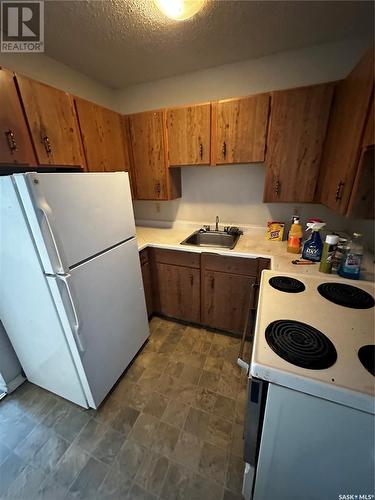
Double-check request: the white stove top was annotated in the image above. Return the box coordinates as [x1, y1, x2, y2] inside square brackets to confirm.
[251, 270, 375, 414]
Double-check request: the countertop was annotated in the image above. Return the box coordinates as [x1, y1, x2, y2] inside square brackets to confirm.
[136, 222, 374, 284]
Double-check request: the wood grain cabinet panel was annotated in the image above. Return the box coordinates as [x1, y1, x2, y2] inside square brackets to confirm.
[202, 270, 256, 335]
[346, 146, 374, 219]
[75, 97, 131, 173]
[214, 94, 270, 164]
[139, 249, 154, 318]
[15, 75, 85, 167]
[154, 262, 200, 324]
[264, 83, 334, 202]
[362, 97, 374, 148]
[318, 49, 374, 214]
[166, 104, 211, 166]
[128, 110, 181, 200]
[0, 68, 36, 165]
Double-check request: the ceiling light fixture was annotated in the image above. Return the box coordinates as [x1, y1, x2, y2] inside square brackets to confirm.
[154, 0, 205, 21]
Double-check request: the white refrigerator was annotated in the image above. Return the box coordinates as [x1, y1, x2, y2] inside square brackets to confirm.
[0, 172, 150, 408]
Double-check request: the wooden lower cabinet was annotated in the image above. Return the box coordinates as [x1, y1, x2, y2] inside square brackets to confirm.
[141, 247, 270, 335]
[154, 263, 201, 323]
[139, 249, 154, 317]
[202, 270, 256, 334]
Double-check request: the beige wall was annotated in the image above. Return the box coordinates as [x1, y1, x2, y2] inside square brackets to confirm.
[0, 52, 116, 109]
[114, 37, 369, 113]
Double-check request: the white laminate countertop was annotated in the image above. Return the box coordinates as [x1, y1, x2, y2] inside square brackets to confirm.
[136, 223, 375, 284]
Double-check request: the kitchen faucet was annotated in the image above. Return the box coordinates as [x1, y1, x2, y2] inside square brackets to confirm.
[215, 215, 219, 232]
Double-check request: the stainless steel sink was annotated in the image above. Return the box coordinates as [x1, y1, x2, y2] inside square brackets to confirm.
[180, 230, 240, 250]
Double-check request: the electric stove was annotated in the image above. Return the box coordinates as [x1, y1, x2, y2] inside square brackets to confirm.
[250, 270, 375, 413]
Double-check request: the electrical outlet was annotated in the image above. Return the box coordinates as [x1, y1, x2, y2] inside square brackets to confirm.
[155, 203, 161, 213]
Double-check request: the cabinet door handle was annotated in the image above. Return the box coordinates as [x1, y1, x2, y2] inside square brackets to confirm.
[42, 135, 52, 155]
[274, 178, 281, 196]
[222, 141, 227, 158]
[210, 277, 215, 289]
[199, 143, 203, 160]
[190, 274, 194, 286]
[5, 129, 17, 153]
[335, 181, 345, 201]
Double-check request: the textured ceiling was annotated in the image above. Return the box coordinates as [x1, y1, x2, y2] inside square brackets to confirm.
[44, 0, 374, 89]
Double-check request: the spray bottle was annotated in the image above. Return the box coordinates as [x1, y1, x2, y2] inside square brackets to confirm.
[302, 219, 326, 262]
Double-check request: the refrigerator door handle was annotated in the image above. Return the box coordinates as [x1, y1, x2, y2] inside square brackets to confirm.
[26, 173, 68, 275]
[56, 275, 85, 353]
[39, 206, 66, 275]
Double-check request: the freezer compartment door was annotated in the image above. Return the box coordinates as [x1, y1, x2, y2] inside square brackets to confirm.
[66, 237, 150, 408]
[17, 172, 135, 271]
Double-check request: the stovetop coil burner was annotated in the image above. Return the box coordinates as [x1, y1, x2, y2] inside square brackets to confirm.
[265, 319, 337, 370]
[317, 282, 374, 309]
[358, 345, 375, 377]
[269, 276, 305, 293]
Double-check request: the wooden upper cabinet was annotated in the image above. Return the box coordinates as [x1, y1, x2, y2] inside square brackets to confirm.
[16, 75, 85, 167]
[362, 97, 374, 148]
[214, 94, 270, 164]
[346, 146, 374, 219]
[166, 103, 211, 166]
[128, 110, 181, 200]
[0, 68, 36, 165]
[264, 83, 334, 203]
[318, 49, 374, 214]
[74, 97, 131, 172]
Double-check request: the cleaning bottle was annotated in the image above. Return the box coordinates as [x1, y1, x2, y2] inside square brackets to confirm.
[302, 219, 326, 262]
[287, 216, 303, 253]
[338, 233, 364, 280]
[319, 235, 339, 273]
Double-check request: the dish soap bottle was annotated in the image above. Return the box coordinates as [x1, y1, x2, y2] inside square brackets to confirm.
[287, 216, 303, 253]
[302, 219, 326, 262]
[338, 233, 363, 280]
[319, 235, 339, 273]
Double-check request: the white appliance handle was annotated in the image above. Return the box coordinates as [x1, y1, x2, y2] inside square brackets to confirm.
[26, 174, 68, 275]
[56, 275, 85, 353]
[39, 206, 66, 274]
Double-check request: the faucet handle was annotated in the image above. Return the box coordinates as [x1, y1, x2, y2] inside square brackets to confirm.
[202, 225, 210, 232]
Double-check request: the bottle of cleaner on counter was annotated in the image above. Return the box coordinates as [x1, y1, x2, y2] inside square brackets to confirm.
[319, 235, 339, 273]
[287, 216, 303, 253]
[338, 233, 364, 280]
[302, 219, 326, 262]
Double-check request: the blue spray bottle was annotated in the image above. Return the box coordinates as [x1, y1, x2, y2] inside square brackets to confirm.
[302, 220, 326, 262]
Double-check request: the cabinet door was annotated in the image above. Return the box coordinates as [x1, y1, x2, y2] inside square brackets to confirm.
[154, 263, 200, 323]
[141, 260, 154, 318]
[16, 75, 85, 166]
[215, 94, 270, 164]
[128, 110, 181, 200]
[202, 270, 256, 335]
[318, 49, 374, 214]
[0, 68, 36, 165]
[264, 83, 334, 202]
[346, 146, 374, 219]
[75, 97, 131, 172]
[167, 104, 211, 166]
[362, 97, 374, 148]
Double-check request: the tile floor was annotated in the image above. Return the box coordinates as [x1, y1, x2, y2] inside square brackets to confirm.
[0, 318, 251, 500]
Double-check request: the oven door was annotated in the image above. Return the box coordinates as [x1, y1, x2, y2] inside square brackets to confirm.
[243, 377, 268, 500]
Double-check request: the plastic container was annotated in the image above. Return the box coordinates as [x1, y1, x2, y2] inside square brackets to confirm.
[338, 233, 364, 280]
[287, 217, 303, 254]
[302, 220, 326, 262]
[332, 237, 348, 272]
[319, 235, 339, 273]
